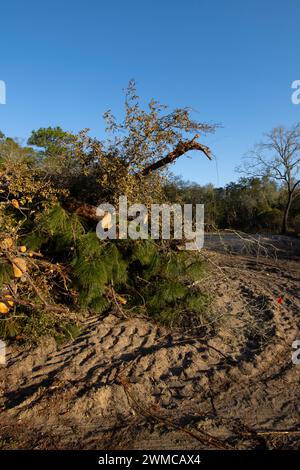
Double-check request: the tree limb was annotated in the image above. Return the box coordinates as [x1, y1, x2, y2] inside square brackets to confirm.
[140, 137, 211, 176]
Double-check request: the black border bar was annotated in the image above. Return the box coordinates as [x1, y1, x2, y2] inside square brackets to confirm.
[0, 450, 299, 467]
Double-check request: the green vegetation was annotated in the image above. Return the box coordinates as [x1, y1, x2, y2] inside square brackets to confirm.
[0, 84, 213, 342]
[166, 175, 300, 233]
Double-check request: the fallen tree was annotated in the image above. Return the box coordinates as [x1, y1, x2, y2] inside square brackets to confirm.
[0, 82, 216, 341]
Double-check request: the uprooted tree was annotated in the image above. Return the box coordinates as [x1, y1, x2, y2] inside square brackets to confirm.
[0, 82, 216, 341]
[26, 80, 215, 216]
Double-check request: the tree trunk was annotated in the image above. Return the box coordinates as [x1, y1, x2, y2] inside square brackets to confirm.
[281, 191, 293, 235]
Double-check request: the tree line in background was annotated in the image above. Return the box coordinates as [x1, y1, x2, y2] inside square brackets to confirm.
[165, 175, 300, 234]
[167, 123, 300, 235]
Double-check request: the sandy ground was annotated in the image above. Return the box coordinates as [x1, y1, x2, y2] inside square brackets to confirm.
[0, 235, 300, 450]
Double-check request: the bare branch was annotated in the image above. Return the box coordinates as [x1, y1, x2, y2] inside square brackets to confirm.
[141, 136, 211, 176]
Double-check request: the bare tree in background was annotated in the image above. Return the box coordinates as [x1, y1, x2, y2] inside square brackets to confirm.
[241, 124, 300, 234]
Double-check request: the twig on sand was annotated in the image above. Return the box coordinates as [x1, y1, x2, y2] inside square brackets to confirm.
[241, 430, 300, 436]
[117, 375, 234, 450]
[108, 284, 129, 319]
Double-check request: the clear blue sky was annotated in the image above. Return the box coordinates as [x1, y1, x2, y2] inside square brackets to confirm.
[0, 0, 299, 186]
